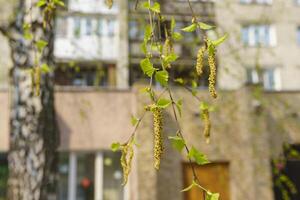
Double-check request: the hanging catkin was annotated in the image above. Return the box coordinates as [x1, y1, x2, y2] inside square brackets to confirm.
[120, 142, 134, 185]
[202, 109, 211, 144]
[208, 46, 217, 98]
[196, 46, 206, 76]
[153, 106, 163, 170]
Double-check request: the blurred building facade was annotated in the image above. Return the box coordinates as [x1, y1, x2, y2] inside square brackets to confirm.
[0, 0, 300, 200]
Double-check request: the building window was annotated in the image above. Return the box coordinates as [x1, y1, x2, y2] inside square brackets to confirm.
[85, 18, 93, 36]
[241, 25, 276, 47]
[73, 17, 81, 38]
[58, 152, 124, 200]
[246, 68, 281, 90]
[0, 154, 8, 200]
[107, 19, 116, 37]
[297, 27, 300, 45]
[240, 0, 272, 4]
[55, 17, 68, 38]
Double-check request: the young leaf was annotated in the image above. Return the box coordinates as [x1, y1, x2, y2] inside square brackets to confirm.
[168, 136, 185, 152]
[144, 25, 152, 42]
[150, 2, 160, 13]
[36, 0, 46, 7]
[140, 42, 147, 55]
[181, 180, 197, 192]
[175, 99, 183, 117]
[188, 146, 210, 165]
[172, 32, 183, 41]
[198, 22, 215, 30]
[174, 78, 184, 85]
[165, 53, 178, 63]
[142, 1, 150, 9]
[157, 98, 171, 109]
[111, 142, 121, 152]
[35, 40, 48, 52]
[212, 34, 228, 46]
[206, 192, 220, 200]
[155, 70, 169, 87]
[54, 0, 65, 7]
[140, 58, 155, 77]
[41, 63, 52, 73]
[131, 116, 139, 126]
[181, 23, 197, 32]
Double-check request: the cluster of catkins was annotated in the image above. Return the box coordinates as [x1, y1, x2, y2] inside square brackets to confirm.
[196, 42, 217, 98]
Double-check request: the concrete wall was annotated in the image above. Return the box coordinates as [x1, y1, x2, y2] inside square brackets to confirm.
[216, 0, 300, 90]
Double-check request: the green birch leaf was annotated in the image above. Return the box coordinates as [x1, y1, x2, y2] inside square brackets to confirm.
[35, 40, 48, 52]
[212, 34, 228, 46]
[36, 0, 47, 7]
[157, 98, 171, 109]
[111, 142, 121, 152]
[206, 192, 220, 200]
[168, 136, 185, 152]
[188, 146, 210, 165]
[144, 25, 152, 42]
[174, 78, 184, 85]
[155, 70, 169, 87]
[40, 63, 52, 73]
[181, 23, 197, 32]
[198, 22, 215, 30]
[150, 2, 160, 13]
[131, 116, 139, 126]
[142, 1, 150, 9]
[165, 53, 178, 63]
[175, 99, 183, 117]
[140, 58, 155, 77]
[172, 32, 183, 41]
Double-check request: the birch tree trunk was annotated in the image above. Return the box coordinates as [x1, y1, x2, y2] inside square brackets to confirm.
[3, 0, 59, 199]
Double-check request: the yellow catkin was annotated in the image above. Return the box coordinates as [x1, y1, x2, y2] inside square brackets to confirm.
[163, 38, 173, 68]
[202, 109, 211, 144]
[152, 106, 163, 170]
[120, 143, 134, 185]
[208, 47, 217, 98]
[196, 46, 206, 76]
[35, 66, 41, 96]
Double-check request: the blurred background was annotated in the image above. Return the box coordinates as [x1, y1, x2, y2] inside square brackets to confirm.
[0, 0, 300, 200]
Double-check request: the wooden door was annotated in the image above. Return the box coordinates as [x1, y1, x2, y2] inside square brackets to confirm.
[183, 162, 230, 200]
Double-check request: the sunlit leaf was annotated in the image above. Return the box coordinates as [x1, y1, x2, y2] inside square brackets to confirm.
[212, 34, 228, 46]
[131, 116, 139, 126]
[111, 142, 121, 152]
[155, 70, 169, 87]
[157, 98, 171, 109]
[140, 58, 155, 77]
[198, 22, 215, 30]
[188, 146, 210, 165]
[181, 23, 197, 32]
[169, 136, 185, 152]
[150, 2, 160, 13]
[206, 191, 220, 200]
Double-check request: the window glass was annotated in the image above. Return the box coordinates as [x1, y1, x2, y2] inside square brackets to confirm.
[246, 68, 279, 90]
[107, 19, 116, 37]
[76, 153, 95, 200]
[103, 152, 124, 200]
[0, 154, 8, 200]
[85, 18, 92, 35]
[241, 25, 275, 47]
[57, 153, 69, 200]
[56, 17, 68, 38]
[73, 17, 81, 38]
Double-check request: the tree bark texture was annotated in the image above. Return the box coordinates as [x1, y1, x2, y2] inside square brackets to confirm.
[5, 1, 59, 199]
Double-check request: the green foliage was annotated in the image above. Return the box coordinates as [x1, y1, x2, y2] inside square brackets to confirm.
[131, 116, 139, 126]
[35, 40, 48, 52]
[198, 22, 215, 30]
[111, 142, 121, 152]
[212, 34, 228, 46]
[155, 70, 169, 86]
[188, 146, 210, 165]
[168, 136, 185, 152]
[156, 98, 171, 109]
[206, 191, 220, 200]
[181, 23, 197, 32]
[140, 58, 156, 77]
